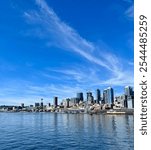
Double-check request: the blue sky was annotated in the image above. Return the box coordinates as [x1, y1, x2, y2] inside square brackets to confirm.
[0, 0, 134, 105]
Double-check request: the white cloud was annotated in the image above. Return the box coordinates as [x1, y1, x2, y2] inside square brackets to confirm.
[0, 0, 134, 105]
[0, 80, 83, 105]
[23, 0, 134, 87]
[24, 0, 121, 73]
[125, 5, 134, 18]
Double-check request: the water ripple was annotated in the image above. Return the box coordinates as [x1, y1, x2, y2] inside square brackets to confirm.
[0, 113, 134, 150]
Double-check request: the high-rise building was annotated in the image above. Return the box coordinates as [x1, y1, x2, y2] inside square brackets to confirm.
[77, 92, 84, 101]
[102, 89, 107, 104]
[87, 92, 94, 104]
[71, 97, 79, 104]
[96, 89, 101, 104]
[114, 95, 127, 108]
[124, 86, 134, 108]
[62, 98, 71, 107]
[125, 86, 134, 97]
[66, 98, 70, 108]
[35, 103, 40, 107]
[103, 87, 114, 104]
[21, 103, 24, 108]
[54, 97, 58, 108]
[41, 98, 43, 108]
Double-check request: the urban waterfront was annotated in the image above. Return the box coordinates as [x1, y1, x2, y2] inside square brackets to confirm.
[0, 113, 134, 150]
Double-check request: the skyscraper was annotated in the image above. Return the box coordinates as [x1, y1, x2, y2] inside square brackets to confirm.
[54, 97, 58, 108]
[35, 103, 40, 107]
[87, 92, 94, 104]
[21, 103, 24, 108]
[124, 86, 134, 108]
[96, 89, 101, 104]
[41, 98, 43, 108]
[125, 86, 134, 97]
[102, 89, 107, 104]
[77, 92, 84, 101]
[103, 87, 114, 104]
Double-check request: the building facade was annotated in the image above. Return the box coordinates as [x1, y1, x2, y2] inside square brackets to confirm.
[54, 97, 58, 108]
[103, 87, 114, 105]
[87, 92, 94, 104]
[124, 86, 134, 108]
[96, 89, 101, 104]
[77, 92, 84, 102]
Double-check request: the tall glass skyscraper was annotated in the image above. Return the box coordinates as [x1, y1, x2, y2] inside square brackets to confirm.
[54, 97, 58, 108]
[103, 87, 114, 104]
[77, 92, 84, 101]
[96, 89, 101, 103]
[124, 86, 134, 108]
[124, 86, 134, 96]
[87, 92, 94, 104]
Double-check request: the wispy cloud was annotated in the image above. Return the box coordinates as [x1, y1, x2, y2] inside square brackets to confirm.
[45, 64, 133, 88]
[125, 5, 134, 18]
[23, 0, 133, 86]
[0, 0, 134, 105]
[122, 0, 134, 19]
[0, 79, 83, 105]
[0, 63, 133, 105]
[24, 0, 121, 72]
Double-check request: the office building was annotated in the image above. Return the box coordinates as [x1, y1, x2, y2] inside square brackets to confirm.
[96, 89, 101, 104]
[41, 98, 43, 107]
[77, 92, 84, 101]
[102, 89, 107, 104]
[124, 86, 134, 108]
[54, 97, 58, 108]
[70, 98, 79, 105]
[62, 98, 71, 107]
[21, 103, 24, 108]
[103, 87, 114, 105]
[87, 92, 94, 104]
[125, 86, 134, 97]
[114, 95, 127, 108]
[35, 103, 40, 107]
[66, 98, 70, 108]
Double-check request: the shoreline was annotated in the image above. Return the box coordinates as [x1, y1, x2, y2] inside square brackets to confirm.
[0, 109, 134, 115]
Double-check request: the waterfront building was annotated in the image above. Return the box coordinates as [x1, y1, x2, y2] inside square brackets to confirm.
[77, 92, 84, 102]
[62, 98, 70, 108]
[114, 95, 127, 108]
[102, 89, 107, 104]
[127, 98, 133, 109]
[87, 92, 94, 104]
[21, 103, 24, 108]
[41, 98, 43, 108]
[124, 86, 134, 108]
[54, 97, 58, 108]
[96, 89, 101, 104]
[66, 98, 70, 108]
[103, 87, 114, 105]
[70, 98, 79, 105]
[125, 86, 134, 97]
[35, 103, 40, 107]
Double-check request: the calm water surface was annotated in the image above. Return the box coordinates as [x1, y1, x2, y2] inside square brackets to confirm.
[0, 113, 133, 150]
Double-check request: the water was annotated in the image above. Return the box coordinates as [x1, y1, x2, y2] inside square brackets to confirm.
[0, 113, 134, 150]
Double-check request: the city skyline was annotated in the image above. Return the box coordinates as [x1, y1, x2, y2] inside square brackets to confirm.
[0, 0, 134, 105]
[0, 85, 134, 106]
